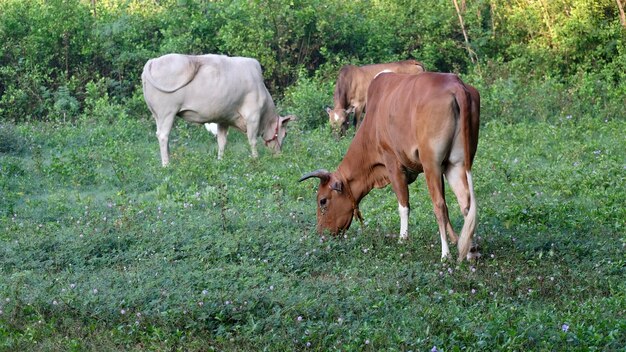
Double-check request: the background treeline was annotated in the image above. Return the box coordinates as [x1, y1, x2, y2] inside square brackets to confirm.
[0, 0, 624, 125]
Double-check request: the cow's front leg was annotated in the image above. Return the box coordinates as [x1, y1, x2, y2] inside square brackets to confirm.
[398, 202, 410, 241]
[386, 161, 411, 242]
[242, 114, 259, 158]
[353, 104, 365, 130]
[216, 124, 229, 160]
[247, 134, 258, 158]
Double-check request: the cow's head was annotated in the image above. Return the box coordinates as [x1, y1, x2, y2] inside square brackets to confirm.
[299, 169, 356, 235]
[264, 115, 295, 153]
[325, 107, 354, 135]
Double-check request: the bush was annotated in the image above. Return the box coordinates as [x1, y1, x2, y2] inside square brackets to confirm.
[280, 71, 333, 130]
[0, 123, 26, 154]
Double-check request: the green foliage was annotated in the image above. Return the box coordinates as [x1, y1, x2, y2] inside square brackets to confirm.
[0, 123, 26, 155]
[280, 70, 333, 130]
[0, 0, 94, 121]
[2, 0, 624, 123]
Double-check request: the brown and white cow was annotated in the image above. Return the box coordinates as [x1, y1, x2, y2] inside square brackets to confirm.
[142, 53, 294, 166]
[326, 60, 425, 135]
[302, 72, 480, 261]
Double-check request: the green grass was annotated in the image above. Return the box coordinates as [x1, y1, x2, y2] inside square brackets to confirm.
[0, 111, 624, 351]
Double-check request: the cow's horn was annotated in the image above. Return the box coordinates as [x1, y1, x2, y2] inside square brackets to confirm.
[299, 169, 331, 183]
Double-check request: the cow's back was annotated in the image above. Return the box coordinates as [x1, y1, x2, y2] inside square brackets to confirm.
[334, 60, 425, 109]
[359, 60, 424, 81]
[143, 54, 274, 125]
[363, 72, 468, 166]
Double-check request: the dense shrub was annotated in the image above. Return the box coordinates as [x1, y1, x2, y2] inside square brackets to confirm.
[1, 0, 623, 124]
[0, 123, 26, 154]
[280, 71, 333, 130]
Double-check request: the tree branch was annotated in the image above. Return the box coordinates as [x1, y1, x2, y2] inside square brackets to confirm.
[617, 0, 626, 28]
[452, 0, 478, 65]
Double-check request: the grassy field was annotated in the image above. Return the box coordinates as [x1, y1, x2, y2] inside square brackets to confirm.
[0, 107, 624, 350]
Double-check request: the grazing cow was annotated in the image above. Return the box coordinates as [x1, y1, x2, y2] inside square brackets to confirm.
[142, 53, 295, 166]
[301, 72, 480, 262]
[326, 60, 425, 135]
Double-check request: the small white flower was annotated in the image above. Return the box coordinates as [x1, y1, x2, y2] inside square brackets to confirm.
[120, 309, 126, 315]
[297, 316, 303, 321]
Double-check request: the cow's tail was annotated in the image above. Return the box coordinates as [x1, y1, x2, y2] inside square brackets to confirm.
[455, 84, 478, 262]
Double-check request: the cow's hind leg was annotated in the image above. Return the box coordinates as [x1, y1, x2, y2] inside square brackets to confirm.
[216, 123, 229, 160]
[440, 176, 459, 245]
[423, 163, 453, 260]
[446, 163, 480, 260]
[353, 104, 365, 130]
[154, 112, 176, 167]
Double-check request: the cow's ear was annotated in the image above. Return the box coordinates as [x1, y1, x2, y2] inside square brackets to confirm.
[281, 115, 296, 125]
[345, 106, 355, 114]
[330, 180, 343, 193]
[325, 107, 332, 114]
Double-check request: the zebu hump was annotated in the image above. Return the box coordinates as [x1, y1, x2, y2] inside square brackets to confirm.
[142, 54, 201, 93]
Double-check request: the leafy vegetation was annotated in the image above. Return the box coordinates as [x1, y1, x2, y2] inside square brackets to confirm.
[1, 0, 625, 350]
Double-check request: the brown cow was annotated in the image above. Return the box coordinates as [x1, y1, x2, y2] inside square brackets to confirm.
[326, 60, 425, 135]
[302, 72, 480, 262]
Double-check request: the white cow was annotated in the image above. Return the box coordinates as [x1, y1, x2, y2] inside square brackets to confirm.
[142, 53, 295, 166]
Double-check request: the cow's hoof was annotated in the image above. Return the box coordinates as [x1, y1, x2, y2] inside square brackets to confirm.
[466, 249, 481, 262]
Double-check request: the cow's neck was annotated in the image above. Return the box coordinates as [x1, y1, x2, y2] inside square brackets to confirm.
[261, 113, 277, 139]
[336, 130, 388, 205]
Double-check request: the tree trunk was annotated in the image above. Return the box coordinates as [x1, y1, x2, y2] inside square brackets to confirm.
[452, 0, 477, 64]
[91, 0, 97, 18]
[617, 0, 626, 28]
